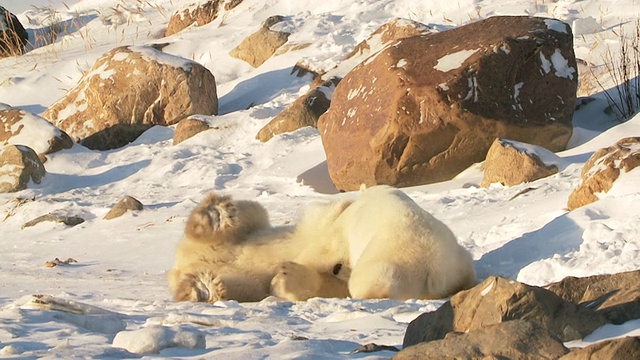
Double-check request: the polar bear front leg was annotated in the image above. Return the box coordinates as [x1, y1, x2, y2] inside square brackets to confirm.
[270, 261, 322, 301]
[270, 262, 350, 301]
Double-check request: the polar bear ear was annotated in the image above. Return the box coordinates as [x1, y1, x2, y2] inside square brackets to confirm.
[359, 183, 368, 192]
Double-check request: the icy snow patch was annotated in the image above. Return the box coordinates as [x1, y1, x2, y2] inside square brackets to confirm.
[544, 19, 568, 34]
[434, 49, 478, 72]
[550, 49, 575, 79]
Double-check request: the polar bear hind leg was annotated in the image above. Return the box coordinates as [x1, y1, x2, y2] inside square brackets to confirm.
[184, 193, 270, 244]
[270, 261, 350, 301]
[348, 260, 421, 300]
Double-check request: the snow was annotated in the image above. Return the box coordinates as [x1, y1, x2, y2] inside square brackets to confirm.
[0, 0, 640, 357]
[434, 49, 478, 72]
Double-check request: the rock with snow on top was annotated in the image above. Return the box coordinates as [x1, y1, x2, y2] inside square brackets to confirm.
[173, 117, 210, 145]
[394, 320, 568, 360]
[112, 325, 206, 354]
[165, 0, 241, 37]
[315, 18, 434, 83]
[256, 77, 339, 142]
[229, 15, 290, 67]
[546, 269, 640, 325]
[567, 137, 640, 210]
[0, 145, 45, 193]
[560, 336, 640, 359]
[0, 103, 73, 158]
[43, 45, 218, 150]
[0, 6, 28, 57]
[402, 276, 606, 348]
[319, 16, 577, 191]
[482, 138, 559, 188]
[104, 195, 144, 220]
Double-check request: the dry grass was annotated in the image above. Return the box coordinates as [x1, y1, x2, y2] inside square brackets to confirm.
[593, 20, 640, 120]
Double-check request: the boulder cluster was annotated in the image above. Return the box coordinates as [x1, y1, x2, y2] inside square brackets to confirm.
[395, 270, 640, 359]
[0, 4, 635, 218]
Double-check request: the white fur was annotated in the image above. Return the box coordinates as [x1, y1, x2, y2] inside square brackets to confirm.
[286, 185, 476, 300]
[169, 186, 475, 303]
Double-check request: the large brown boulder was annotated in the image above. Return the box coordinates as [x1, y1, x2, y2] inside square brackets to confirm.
[546, 270, 640, 325]
[229, 15, 290, 67]
[256, 78, 338, 142]
[319, 16, 577, 191]
[0, 145, 45, 193]
[394, 320, 568, 360]
[0, 6, 28, 57]
[482, 138, 559, 187]
[403, 276, 606, 348]
[0, 104, 73, 157]
[43, 45, 218, 150]
[567, 137, 640, 210]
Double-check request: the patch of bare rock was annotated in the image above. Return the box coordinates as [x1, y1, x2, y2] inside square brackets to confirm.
[43, 45, 218, 150]
[319, 16, 577, 191]
[164, 0, 243, 37]
[395, 270, 640, 359]
[567, 136, 640, 210]
[173, 117, 210, 145]
[0, 145, 45, 193]
[482, 138, 560, 188]
[104, 195, 144, 220]
[0, 103, 73, 159]
[256, 78, 339, 142]
[229, 15, 290, 68]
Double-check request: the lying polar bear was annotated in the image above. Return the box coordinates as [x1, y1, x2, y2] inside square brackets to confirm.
[272, 185, 476, 300]
[168, 185, 476, 302]
[167, 193, 348, 303]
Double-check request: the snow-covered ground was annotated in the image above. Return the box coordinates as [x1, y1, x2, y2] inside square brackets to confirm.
[1, 0, 639, 358]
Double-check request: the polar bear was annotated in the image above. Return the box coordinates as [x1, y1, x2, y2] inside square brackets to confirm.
[270, 185, 476, 300]
[167, 193, 349, 303]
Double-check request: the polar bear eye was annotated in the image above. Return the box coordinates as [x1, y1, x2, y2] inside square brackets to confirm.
[332, 263, 342, 275]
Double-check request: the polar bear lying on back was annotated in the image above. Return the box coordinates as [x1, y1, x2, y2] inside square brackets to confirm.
[168, 185, 476, 302]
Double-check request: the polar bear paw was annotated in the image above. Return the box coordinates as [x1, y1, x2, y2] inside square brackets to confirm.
[185, 194, 239, 242]
[270, 261, 321, 301]
[174, 271, 227, 303]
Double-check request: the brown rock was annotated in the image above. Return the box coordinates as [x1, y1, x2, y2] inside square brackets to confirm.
[173, 117, 210, 145]
[0, 6, 28, 57]
[229, 15, 290, 67]
[546, 270, 640, 325]
[104, 196, 144, 220]
[344, 18, 432, 61]
[560, 336, 640, 360]
[403, 276, 606, 348]
[318, 16, 576, 191]
[256, 78, 338, 142]
[224, 0, 243, 11]
[395, 320, 568, 360]
[0, 145, 45, 193]
[22, 214, 84, 229]
[165, 0, 221, 37]
[43, 45, 218, 150]
[567, 137, 640, 210]
[0, 104, 73, 156]
[482, 138, 559, 187]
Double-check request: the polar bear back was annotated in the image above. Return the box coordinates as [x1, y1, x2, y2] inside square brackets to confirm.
[339, 185, 475, 299]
